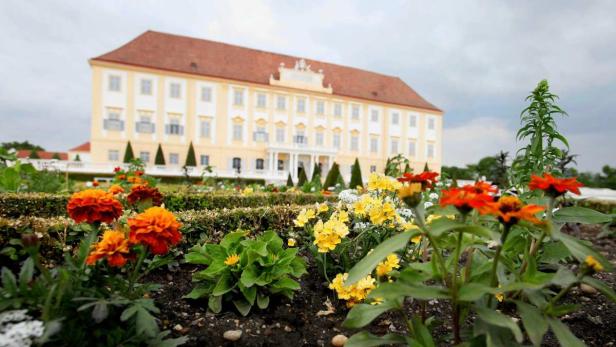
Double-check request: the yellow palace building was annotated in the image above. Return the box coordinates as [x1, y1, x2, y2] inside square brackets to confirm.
[74, 31, 442, 182]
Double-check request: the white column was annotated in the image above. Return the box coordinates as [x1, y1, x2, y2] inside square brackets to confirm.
[309, 154, 314, 178]
[268, 151, 274, 175]
[291, 153, 297, 181]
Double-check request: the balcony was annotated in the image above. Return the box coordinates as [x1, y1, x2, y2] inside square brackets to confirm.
[103, 119, 124, 131]
[136, 122, 155, 134]
[294, 135, 308, 147]
[165, 124, 184, 135]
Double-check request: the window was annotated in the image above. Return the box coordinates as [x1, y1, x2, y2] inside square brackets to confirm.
[316, 100, 325, 115]
[276, 128, 285, 143]
[390, 139, 399, 154]
[104, 110, 123, 131]
[428, 117, 435, 130]
[200, 120, 211, 138]
[351, 136, 359, 151]
[370, 165, 377, 173]
[277, 159, 284, 171]
[233, 89, 244, 106]
[392, 112, 400, 125]
[427, 143, 435, 159]
[139, 151, 150, 163]
[108, 150, 119, 162]
[409, 115, 417, 128]
[169, 83, 181, 98]
[297, 98, 306, 113]
[294, 130, 307, 145]
[166, 119, 183, 135]
[108, 75, 121, 91]
[232, 157, 242, 171]
[136, 115, 154, 133]
[370, 138, 378, 153]
[408, 140, 416, 157]
[352, 105, 360, 120]
[370, 109, 379, 122]
[233, 124, 243, 141]
[200, 155, 210, 166]
[333, 133, 341, 149]
[256, 158, 265, 170]
[140, 79, 152, 95]
[276, 95, 286, 110]
[201, 87, 212, 102]
[257, 93, 267, 108]
[254, 126, 268, 142]
[316, 132, 324, 146]
[334, 103, 342, 117]
[169, 153, 179, 165]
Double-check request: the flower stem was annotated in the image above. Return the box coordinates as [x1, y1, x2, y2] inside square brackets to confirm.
[128, 247, 147, 295]
[490, 224, 511, 288]
[322, 253, 330, 283]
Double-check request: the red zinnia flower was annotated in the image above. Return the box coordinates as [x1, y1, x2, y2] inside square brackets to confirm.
[86, 229, 131, 267]
[67, 189, 123, 224]
[397, 171, 439, 190]
[128, 207, 182, 255]
[529, 173, 583, 197]
[479, 196, 545, 226]
[440, 182, 496, 213]
[113, 167, 121, 173]
[127, 184, 163, 207]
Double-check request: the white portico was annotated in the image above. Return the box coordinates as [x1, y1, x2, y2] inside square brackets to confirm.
[267, 143, 337, 182]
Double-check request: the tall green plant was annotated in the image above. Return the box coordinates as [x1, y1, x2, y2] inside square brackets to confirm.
[514, 79, 568, 184]
[297, 167, 308, 187]
[286, 172, 294, 187]
[185, 142, 197, 167]
[349, 158, 364, 189]
[154, 144, 165, 165]
[323, 162, 341, 189]
[123, 141, 135, 163]
[29, 150, 40, 159]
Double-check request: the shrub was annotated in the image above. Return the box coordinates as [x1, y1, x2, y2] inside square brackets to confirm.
[123, 141, 135, 163]
[184, 230, 306, 316]
[286, 173, 294, 187]
[297, 167, 308, 187]
[311, 163, 321, 182]
[185, 142, 196, 167]
[323, 162, 341, 189]
[349, 158, 363, 189]
[155, 144, 165, 165]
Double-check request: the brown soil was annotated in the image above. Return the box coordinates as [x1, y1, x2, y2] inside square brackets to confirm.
[150, 224, 616, 346]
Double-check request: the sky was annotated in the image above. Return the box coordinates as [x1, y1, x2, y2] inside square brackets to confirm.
[0, 0, 615, 172]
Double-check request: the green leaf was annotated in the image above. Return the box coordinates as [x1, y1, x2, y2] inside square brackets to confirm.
[18, 258, 34, 289]
[239, 282, 256, 305]
[553, 231, 613, 272]
[369, 282, 450, 301]
[458, 283, 495, 302]
[271, 277, 300, 291]
[553, 207, 613, 224]
[256, 293, 269, 309]
[345, 332, 410, 347]
[208, 295, 222, 313]
[429, 218, 499, 241]
[212, 271, 235, 296]
[220, 231, 246, 248]
[475, 306, 523, 343]
[346, 231, 416, 285]
[184, 250, 211, 265]
[240, 265, 258, 287]
[547, 318, 585, 347]
[196, 261, 227, 279]
[92, 302, 109, 323]
[289, 257, 307, 278]
[183, 285, 211, 300]
[582, 276, 616, 303]
[233, 298, 252, 316]
[550, 267, 577, 288]
[411, 317, 435, 347]
[135, 305, 159, 337]
[1, 267, 17, 294]
[343, 300, 401, 329]
[515, 301, 547, 346]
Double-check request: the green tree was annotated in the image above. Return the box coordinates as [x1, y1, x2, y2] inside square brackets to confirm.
[297, 167, 308, 187]
[74, 154, 81, 162]
[514, 79, 568, 184]
[185, 142, 197, 167]
[323, 162, 342, 189]
[28, 149, 40, 159]
[123, 141, 135, 163]
[403, 163, 411, 174]
[51, 153, 61, 160]
[423, 162, 430, 172]
[286, 172, 294, 187]
[155, 144, 165, 165]
[311, 163, 321, 182]
[2, 141, 44, 152]
[349, 158, 364, 189]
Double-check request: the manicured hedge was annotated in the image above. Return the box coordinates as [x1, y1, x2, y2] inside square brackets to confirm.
[0, 205, 306, 254]
[577, 199, 616, 215]
[0, 192, 334, 218]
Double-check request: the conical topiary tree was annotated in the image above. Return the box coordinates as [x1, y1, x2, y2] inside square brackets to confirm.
[404, 163, 412, 173]
[29, 149, 40, 159]
[123, 141, 135, 163]
[74, 154, 81, 162]
[336, 171, 346, 189]
[323, 162, 341, 189]
[185, 142, 197, 167]
[311, 163, 321, 182]
[423, 162, 430, 172]
[349, 158, 364, 189]
[155, 144, 165, 165]
[286, 172, 294, 187]
[297, 166, 308, 187]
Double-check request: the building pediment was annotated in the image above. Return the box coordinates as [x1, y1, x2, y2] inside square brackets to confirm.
[270, 59, 333, 94]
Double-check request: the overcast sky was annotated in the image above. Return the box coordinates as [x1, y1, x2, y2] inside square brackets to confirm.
[1, 0, 615, 171]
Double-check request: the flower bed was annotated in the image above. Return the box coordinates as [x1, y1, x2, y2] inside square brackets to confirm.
[0, 192, 334, 218]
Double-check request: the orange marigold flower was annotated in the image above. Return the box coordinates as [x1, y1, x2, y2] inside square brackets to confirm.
[127, 176, 143, 184]
[440, 181, 497, 213]
[108, 184, 124, 195]
[92, 180, 99, 187]
[128, 207, 182, 255]
[397, 171, 439, 190]
[529, 173, 583, 197]
[480, 195, 545, 226]
[135, 170, 144, 177]
[127, 184, 163, 206]
[67, 189, 123, 224]
[86, 229, 131, 267]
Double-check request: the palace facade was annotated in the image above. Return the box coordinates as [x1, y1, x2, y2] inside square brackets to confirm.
[85, 31, 442, 182]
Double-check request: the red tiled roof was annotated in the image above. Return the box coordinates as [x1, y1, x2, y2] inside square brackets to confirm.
[69, 142, 90, 152]
[16, 150, 68, 160]
[92, 31, 441, 112]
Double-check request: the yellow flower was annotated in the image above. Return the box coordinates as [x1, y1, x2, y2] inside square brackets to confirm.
[335, 210, 350, 223]
[287, 238, 297, 247]
[352, 195, 374, 216]
[294, 208, 316, 227]
[367, 173, 401, 192]
[411, 235, 422, 244]
[329, 273, 376, 307]
[369, 201, 397, 225]
[241, 187, 254, 196]
[224, 253, 240, 266]
[370, 297, 384, 305]
[398, 183, 422, 199]
[317, 203, 329, 214]
[585, 255, 603, 272]
[313, 217, 349, 253]
[403, 222, 420, 231]
[426, 214, 456, 224]
[495, 285, 504, 302]
[375, 254, 400, 277]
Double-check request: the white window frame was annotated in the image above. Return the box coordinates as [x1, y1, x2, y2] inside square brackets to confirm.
[200, 155, 210, 166]
[232, 124, 243, 141]
[427, 143, 435, 159]
[334, 103, 342, 117]
[201, 87, 212, 102]
[233, 89, 244, 106]
[276, 128, 285, 143]
[333, 133, 341, 149]
[108, 75, 121, 92]
[427, 117, 436, 130]
[276, 95, 286, 110]
[169, 153, 179, 165]
[352, 105, 360, 120]
[257, 93, 267, 108]
[370, 138, 378, 153]
[169, 83, 181, 99]
[200, 120, 211, 138]
[370, 109, 379, 122]
[392, 112, 400, 125]
[139, 151, 150, 163]
[409, 114, 417, 128]
[390, 139, 399, 154]
[316, 100, 325, 115]
[408, 140, 416, 157]
[108, 150, 119, 162]
[140, 79, 152, 95]
[351, 136, 359, 151]
[297, 98, 306, 113]
[315, 132, 324, 146]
